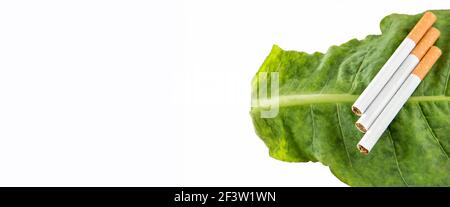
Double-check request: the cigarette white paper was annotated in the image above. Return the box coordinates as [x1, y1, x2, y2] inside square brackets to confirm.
[352, 38, 416, 115]
[356, 55, 419, 132]
[357, 75, 421, 152]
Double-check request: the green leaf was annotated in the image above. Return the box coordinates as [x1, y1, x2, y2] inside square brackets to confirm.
[250, 10, 450, 186]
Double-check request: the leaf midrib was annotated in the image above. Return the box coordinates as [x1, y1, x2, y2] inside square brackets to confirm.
[253, 94, 450, 108]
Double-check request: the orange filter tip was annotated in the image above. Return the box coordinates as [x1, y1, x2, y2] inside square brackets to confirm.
[412, 46, 442, 80]
[411, 27, 440, 59]
[407, 11, 437, 43]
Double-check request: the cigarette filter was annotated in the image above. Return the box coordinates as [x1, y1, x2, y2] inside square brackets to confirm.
[355, 27, 440, 132]
[357, 46, 441, 154]
[352, 11, 437, 116]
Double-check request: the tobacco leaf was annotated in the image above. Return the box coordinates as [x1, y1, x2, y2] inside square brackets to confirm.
[250, 10, 450, 186]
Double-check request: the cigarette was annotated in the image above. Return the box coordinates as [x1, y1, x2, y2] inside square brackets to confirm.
[357, 46, 442, 154]
[355, 27, 440, 133]
[352, 11, 437, 116]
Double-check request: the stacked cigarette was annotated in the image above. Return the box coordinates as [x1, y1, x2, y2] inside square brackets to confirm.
[351, 12, 442, 154]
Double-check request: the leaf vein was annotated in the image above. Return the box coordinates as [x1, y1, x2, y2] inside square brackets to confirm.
[349, 47, 371, 93]
[309, 105, 317, 161]
[386, 129, 409, 186]
[417, 103, 449, 158]
[253, 95, 450, 109]
[444, 67, 449, 95]
[335, 104, 364, 183]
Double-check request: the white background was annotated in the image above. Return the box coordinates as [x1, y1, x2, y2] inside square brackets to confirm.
[0, 0, 447, 186]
